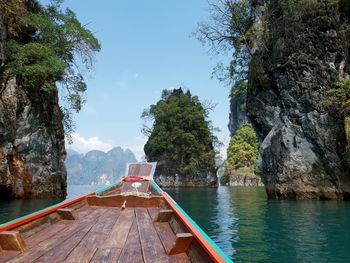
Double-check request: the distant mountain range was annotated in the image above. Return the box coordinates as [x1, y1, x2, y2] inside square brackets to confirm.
[66, 147, 137, 185]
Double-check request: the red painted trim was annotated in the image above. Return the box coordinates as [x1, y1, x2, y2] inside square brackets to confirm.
[0, 192, 95, 232]
[162, 192, 227, 263]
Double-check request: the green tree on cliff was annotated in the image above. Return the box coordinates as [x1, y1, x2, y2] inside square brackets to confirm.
[0, 0, 100, 138]
[221, 123, 258, 185]
[142, 88, 217, 180]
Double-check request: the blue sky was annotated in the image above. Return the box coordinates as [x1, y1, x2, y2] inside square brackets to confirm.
[40, 0, 231, 160]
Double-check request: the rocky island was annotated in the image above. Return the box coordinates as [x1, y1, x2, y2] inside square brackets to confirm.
[199, 0, 350, 199]
[0, 0, 99, 199]
[143, 88, 218, 187]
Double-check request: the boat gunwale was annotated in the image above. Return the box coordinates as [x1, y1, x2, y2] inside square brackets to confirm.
[0, 192, 95, 232]
[150, 180, 232, 263]
[0, 179, 232, 263]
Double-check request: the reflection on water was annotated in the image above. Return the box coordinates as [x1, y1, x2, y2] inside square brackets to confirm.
[1, 185, 350, 262]
[168, 187, 350, 263]
[0, 185, 102, 224]
[0, 198, 62, 224]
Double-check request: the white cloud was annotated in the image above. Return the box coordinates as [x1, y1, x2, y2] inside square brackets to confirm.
[67, 133, 113, 154]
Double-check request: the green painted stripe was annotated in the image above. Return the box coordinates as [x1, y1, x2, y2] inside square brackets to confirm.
[150, 180, 232, 262]
[0, 201, 64, 227]
[95, 181, 122, 195]
[164, 192, 233, 263]
[150, 180, 163, 193]
[1, 181, 121, 227]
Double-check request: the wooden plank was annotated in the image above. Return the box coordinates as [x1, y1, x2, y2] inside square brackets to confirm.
[0, 192, 95, 233]
[168, 215, 187, 235]
[117, 220, 143, 263]
[121, 181, 149, 194]
[169, 253, 191, 263]
[87, 195, 163, 208]
[0, 231, 27, 251]
[0, 250, 20, 263]
[154, 222, 175, 253]
[105, 209, 134, 248]
[7, 207, 106, 263]
[57, 208, 77, 220]
[14, 213, 61, 239]
[64, 209, 121, 263]
[162, 192, 224, 262]
[34, 224, 94, 263]
[90, 208, 121, 235]
[26, 221, 69, 248]
[155, 210, 173, 222]
[90, 248, 122, 263]
[127, 163, 152, 176]
[154, 223, 192, 263]
[187, 241, 213, 263]
[167, 233, 193, 255]
[136, 208, 169, 263]
[147, 207, 159, 222]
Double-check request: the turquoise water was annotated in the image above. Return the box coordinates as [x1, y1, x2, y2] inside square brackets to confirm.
[0, 185, 102, 224]
[167, 187, 350, 263]
[1, 186, 350, 262]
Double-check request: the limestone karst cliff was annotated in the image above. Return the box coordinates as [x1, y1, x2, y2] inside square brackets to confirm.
[0, 0, 99, 199]
[247, 0, 350, 199]
[228, 95, 247, 136]
[0, 4, 66, 199]
[144, 88, 218, 187]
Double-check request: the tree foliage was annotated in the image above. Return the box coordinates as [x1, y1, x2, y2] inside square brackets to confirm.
[142, 88, 217, 177]
[0, 0, 100, 138]
[226, 123, 258, 170]
[196, 0, 255, 85]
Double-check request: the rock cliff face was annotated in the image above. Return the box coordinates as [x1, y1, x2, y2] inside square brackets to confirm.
[247, 0, 350, 199]
[154, 163, 217, 188]
[229, 174, 263, 187]
[0, 13, 67, 199]
[228, 95, 247, 136]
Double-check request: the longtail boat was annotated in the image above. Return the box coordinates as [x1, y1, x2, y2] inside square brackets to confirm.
[0, 163, 232, 263]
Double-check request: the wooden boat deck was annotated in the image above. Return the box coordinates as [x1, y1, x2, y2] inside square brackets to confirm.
[0, 205, 191, 263]
[0, 166, 231, 263]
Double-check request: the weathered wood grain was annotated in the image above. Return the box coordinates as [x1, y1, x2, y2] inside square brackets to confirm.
[25, 221, 69, 249]
[34, 223, 94, 263]
[57, 208, 77, 220]
[117, 220, 143, 263]
[167, 233, 193, 255]
[105, 209, 134, 248]
[14, 213, 61, 238]
[0, 231, 27, 251]
[168, 215, 187, 235]
[187, 241, 213, 263]
[87, 195, 163, 208]
[147, 207, 159, 222]
[90, 248, 122, 263]
[0, 250, 20, 263]
[136, 208, 169, 263]
[127, 163, 152, 176]
[64, 209, 121, 263]
[155, 210, 173, 222]
[169, 253, 191, 263]
[7, 207, 105, 263]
